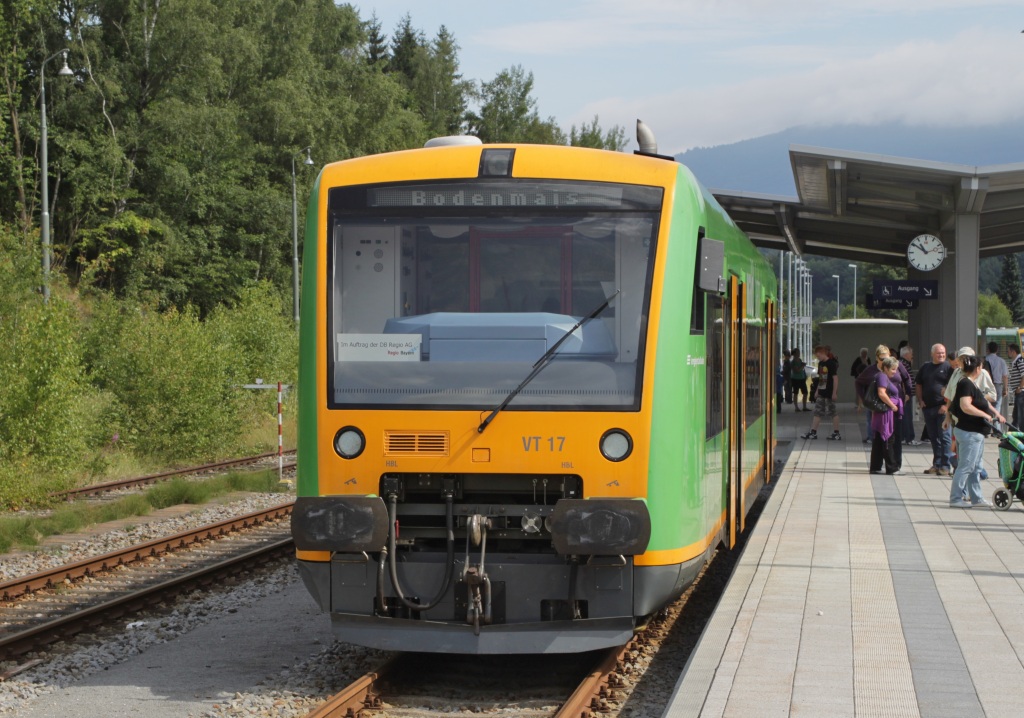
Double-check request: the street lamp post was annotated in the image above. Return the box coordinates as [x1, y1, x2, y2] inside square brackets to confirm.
[291, 146, 314, 325]
[848, 263, 858, 318]
[39, 49, 73, 303]
[832, 274, 840, 318]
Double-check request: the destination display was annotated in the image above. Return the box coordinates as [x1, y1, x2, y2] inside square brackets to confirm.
[866, 293, 919, 310]
[330, 180, 664, 213]
[872, 279, 938, 300]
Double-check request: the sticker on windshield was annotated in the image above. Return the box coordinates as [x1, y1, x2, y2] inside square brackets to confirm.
[337, 334, 421, 361]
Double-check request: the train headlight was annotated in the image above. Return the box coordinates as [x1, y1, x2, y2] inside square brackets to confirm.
[600, 429, 632, 462]
[334, 427, 365, 459]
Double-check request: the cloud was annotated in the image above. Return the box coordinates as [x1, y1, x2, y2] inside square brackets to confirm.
[470, 0, 1017, 55]
[575, 27, 1024, 153]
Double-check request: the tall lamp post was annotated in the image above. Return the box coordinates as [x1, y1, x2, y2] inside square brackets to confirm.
[832, 274, 840, 318]
[848, 263, 858, 318]
[291, 146, 314, 325]
[39, 49, 73, 303]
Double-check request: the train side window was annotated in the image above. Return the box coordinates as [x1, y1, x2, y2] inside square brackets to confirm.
[745, 322, 764, 428]
[706, 294, 725, 439]
[690, 229, 706, 335]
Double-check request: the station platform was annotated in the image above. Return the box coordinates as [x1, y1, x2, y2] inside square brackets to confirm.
[664, 404, 1023, 718]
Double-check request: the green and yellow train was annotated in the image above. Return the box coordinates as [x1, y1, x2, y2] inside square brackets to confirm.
[291, 130, 778, 653]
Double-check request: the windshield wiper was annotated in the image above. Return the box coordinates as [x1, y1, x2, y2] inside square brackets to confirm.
[476, 290, 620, 434]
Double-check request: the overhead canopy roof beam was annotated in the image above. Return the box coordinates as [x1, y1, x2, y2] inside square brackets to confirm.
[956, 176, 989, 214]
[827, 159, 847, 216]
[774, 203, 802, 255]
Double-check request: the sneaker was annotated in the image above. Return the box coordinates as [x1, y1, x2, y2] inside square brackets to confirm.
[863, 439, 872, 445]
[949, 499, 971, 508]
[907, 440, 923, 446]
[923, 467, 939, 474]
[937, 469, 951, 477]
[972, 500, 994, 509]
[826, 431, 842, 441]
[801, 430, 817, 439]
[887, 470, 905, 476]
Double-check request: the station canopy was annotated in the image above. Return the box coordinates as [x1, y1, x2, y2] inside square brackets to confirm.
[713, 145, 1024, 264]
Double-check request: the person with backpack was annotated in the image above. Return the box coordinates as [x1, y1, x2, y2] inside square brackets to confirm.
[790, 348, 809, 412]
[867, 357, 903, 475]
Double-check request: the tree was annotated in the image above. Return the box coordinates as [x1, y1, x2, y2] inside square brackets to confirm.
[411, 26, 472, 136]
[389, 13, 422, 85]
[570, 115, 627, 151]
[978, 292, 1014, 329]
[364, 13, 389, 68]
[467, 65, 564, 144]
[996, 253, 1024, 324]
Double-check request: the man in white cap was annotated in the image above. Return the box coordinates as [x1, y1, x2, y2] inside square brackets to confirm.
[944, 347, 997, 408]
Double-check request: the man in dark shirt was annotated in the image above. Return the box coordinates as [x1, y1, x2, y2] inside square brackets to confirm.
[800, 346, 841, 440]
[915, 343, 953, 475]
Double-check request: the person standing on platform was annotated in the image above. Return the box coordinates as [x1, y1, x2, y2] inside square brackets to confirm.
[985, 342, 1009, 430]
[899, 345, 920, 446]
[916, 344, 953, 476]
[782, 349, 793, 405]
[869, 357, 903, 475]
[1008, 344, 1024, 429]
[944, 347, 997, 409]
[948, 353, 1004, 508]
[851, 347, 869, 388]
[801, 345, 841, 440]
[857, 345, 910, 462]
[790, 348, 809, 412]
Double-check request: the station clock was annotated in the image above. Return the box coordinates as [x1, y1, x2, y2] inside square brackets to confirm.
[907, 233, 946, 272]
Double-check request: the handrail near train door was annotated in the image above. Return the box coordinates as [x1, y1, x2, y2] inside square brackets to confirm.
[737, 279, 748, 536]
[727, 275, 739, 549]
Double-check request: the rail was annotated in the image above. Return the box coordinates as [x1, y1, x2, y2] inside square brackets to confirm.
[49, 450, 297, 500]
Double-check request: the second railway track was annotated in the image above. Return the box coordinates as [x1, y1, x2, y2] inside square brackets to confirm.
[0, 502, 295, 662]
[48, 449, 297, 501]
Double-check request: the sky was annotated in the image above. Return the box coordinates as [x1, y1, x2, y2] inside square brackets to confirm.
[356, 1, 1024, 155]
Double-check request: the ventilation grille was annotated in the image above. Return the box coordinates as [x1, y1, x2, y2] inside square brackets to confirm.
[384, 431, 450, 456]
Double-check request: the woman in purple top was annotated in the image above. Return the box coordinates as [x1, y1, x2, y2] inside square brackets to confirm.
[870, 357, 903, 475]
[856, 345, 911, 470]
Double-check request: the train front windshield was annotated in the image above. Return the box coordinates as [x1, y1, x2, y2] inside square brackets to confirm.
[327, 179, 662, 410]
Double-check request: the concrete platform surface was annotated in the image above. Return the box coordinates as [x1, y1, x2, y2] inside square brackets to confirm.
[665, 403, 1023, 718]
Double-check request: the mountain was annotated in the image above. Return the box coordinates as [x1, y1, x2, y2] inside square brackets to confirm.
[675, 122, 1024, 196]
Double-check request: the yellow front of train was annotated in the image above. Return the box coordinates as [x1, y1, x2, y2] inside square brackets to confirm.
[291, 139, 689, 653]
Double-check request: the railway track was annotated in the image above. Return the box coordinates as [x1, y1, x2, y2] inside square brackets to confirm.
[0, 502, 295, 662]
[303, 624, 645, 718]
[48, 450, 297, 500]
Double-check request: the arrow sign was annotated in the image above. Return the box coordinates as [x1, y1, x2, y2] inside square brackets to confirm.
[866, 293, 918, 310]
[872, 279, 938, 300]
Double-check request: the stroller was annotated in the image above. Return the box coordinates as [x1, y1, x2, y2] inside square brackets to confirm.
[992, 426, 1024, 510]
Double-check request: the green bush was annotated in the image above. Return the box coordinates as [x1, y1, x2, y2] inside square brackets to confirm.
[83, 301, 241, 461]
[0, 295, 93, 489]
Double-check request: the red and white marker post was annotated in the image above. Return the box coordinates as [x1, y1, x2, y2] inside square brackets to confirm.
[277, 381, 284, 483]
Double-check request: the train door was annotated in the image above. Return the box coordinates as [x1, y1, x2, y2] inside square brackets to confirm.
[726, 276, 747, 548]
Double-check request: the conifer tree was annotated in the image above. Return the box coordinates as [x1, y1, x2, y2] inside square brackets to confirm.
[389, 14, 422, 85]
[364, 13, 389, 68]
[996, 253, 1024, 324]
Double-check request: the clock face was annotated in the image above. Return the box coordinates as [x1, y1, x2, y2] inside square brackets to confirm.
[907, 233, 946, 271]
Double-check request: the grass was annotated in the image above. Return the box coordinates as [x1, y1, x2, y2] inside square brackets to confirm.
[0, 470, 288, 554]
